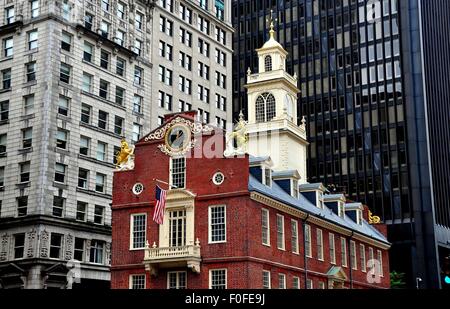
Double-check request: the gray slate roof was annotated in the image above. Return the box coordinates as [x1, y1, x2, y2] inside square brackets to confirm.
[248, 175, 389, 244]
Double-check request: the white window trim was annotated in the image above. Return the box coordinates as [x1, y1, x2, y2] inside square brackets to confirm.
[341, 237, 348, 267]
[208, 205, 226, 244]
[208, 269, 227, 289]
[306, 279, 313, 289]
[261, 208, 270, 247]
[377, 249, 384, 277]
[278, 273, 286, 289]
[276, 214, 285, 251]
[129, 274, 146, 289]
[305, 224, 312, 258]
[262, 270, 271, 289]
[329, 233, 336, 265]
[167, 271, 187, 289]
[169, 156, 186, 189]
[360, 244, 367, 272]
[291, 219, 299, 254]
[317, 228, 324, 261]
[129, 213, 147, 250]
[351, 240, 358, 270]
[293, 276, 300, 289]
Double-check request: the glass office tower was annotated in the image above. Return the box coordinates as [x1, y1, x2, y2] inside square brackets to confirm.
[233, 0, 450, 288]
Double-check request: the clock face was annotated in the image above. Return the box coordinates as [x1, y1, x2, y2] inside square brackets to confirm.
[165, 124, 191, 153]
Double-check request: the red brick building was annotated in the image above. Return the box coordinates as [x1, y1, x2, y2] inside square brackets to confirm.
[111, 28, 390, 289]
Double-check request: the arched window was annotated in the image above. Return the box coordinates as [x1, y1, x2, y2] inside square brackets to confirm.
[255, 93, 276, 123]
[264, 55, 273, 72]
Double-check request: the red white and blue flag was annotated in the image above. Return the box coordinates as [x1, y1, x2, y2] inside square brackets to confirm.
[153, 186, 167, 225]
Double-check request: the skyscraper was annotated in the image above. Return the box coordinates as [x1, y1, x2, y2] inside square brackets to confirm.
[0, 0, 153, 288]
[232, 0, 450, 288]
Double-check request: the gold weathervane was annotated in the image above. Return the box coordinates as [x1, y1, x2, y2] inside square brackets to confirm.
[368, 211, 381, 224]
[266, 9, 278, 38]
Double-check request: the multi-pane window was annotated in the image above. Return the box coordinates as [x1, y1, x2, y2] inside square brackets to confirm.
[261, 208, 270, 245]
[214, 0, 224, 20]
[317, 229, 324, 261]
[28, 30, 38, 50]
[215, 48, 226, 66]
[133, 95, 143, 113]
[74, 238, 85, 261]
[114, 116, 124, 135]
[158, 91, 173, 111]
[215, 95, 226, 113]
[291, 220, 299, 254]
[215, 71, 226, 89]
[360, 244, 366, 272]
[17, 197, 28, 217]
[58, 96, 69, 116]
[159, 16, 173, 36]
[0, 134, 6, 154]
[306, 279, 313, 289]
[84, 13, 93, 30]
[179, 52, 192, 70]
[19, 162, 30, 183]
[134, 66, 143, 85]
[179, 3, 192, 23]
[278, 274, 286, 289]
[132, 123, 142, 142]
[117, 2, 125, 19]
[276, 214, 285, 250]
[59, 63, 71, 83]
[341, 237, 348, 267]
[89, 240, 104, 264]
[198, 39, 210, 57]
[134, 39, 142, 56]
[95, 173, 106, 193]
[131, 214, 147, 249]
[5, 6, 14, 24]
[215, 27, 226, 45]
[98, 110, 108, 130]
[3, 37, 13, 57]
[170, 157, 186, 189]
[81, 104, 91, 123]
[99, 80, 109, 99]
[130, 274, 146, 289]
[50, 233, 63, 259]
[293, 277, 300, 289]
[56, 129, 68, 150]
[115, 30, 125, 46]
[262, 271, 271, 289]
[14, 234, 25, 259]
[26, 62, 36, 82]
[209, 269, 226, 289]
[54, 163, 66, 183]
[2, 69, 11, 89]
[159, 41, 173, 61]
[197, 109, 209, 124]
[82, 73, 92, 92]
[114, 87, 125, 106]
[350, 241, 357, 270]
[100, 50, 109, 69]
[158, 66, 172, 85]
[101, 0, 110, 12]
[100, 21, 109, 38]
[265, 56, 273, 72]
[0, 101, 9, 121]
[329, 233, 336, 264]
[255, 93, 276, 123]
[377, 250, 383, 277]
[94, 205, 105, 224]
[78, 168, 89, 188]
[209, 206, 226, 243]
[197, 85, 209, 103]
[135, 12, 144, 30]
[22, 128, 33, 149]
[24, 96, 34, 116]
[169, 210, 186, 247]
[76, 201, 87, 221]
[179, 28, 192, 47]
[178, 100, 192, 112]
[178, 76, 192, 95]
[61, 31, 72, 52]
[198, 62, 210, 80]
[116, 57, 125, 76]
[52, 196, 65, 217]
[97, 142, 107, 161]
[197, 15, 210, 34]
[168, 272, 186, 289]
[305, 224, 312, 257]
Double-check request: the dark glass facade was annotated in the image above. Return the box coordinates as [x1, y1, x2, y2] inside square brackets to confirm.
[232, 0, 449, 288]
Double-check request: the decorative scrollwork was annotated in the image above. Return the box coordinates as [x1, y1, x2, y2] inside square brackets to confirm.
[144, 117, 213, 142]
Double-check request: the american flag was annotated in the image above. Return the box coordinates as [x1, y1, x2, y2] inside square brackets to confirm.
[153, 186, 167, 225]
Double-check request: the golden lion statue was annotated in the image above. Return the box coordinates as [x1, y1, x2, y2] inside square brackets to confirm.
[115, 139, 135, 170]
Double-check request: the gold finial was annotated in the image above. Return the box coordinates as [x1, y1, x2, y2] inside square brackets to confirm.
[368, 211, 381, 224]
[266, 9, 277, 39]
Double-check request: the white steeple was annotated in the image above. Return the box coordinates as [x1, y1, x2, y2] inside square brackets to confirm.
[245, 12, 309, 183]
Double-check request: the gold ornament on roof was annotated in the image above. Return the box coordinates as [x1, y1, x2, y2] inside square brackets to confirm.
[368, 211, 381, 224]
[266, 9, 278, 39]
[115, 139, 135, 171]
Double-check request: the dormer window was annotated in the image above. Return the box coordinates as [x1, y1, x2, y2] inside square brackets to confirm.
[263, 168, 272, 187]
[338, 202, 345, 218]
[255, 93, 276, 123]
[317, 191, 324, 209]
[356, 209, 363, 225]
[264, 55, 272, 72]
[292, 179, 299, 198]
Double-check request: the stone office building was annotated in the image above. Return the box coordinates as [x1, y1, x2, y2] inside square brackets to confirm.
[0, 0, 152, 288]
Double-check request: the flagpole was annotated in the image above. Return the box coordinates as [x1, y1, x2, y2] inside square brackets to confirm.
[153, 178, 178, 189]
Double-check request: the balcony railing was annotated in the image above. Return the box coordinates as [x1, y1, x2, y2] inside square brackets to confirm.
[143, 239, 201, 275]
